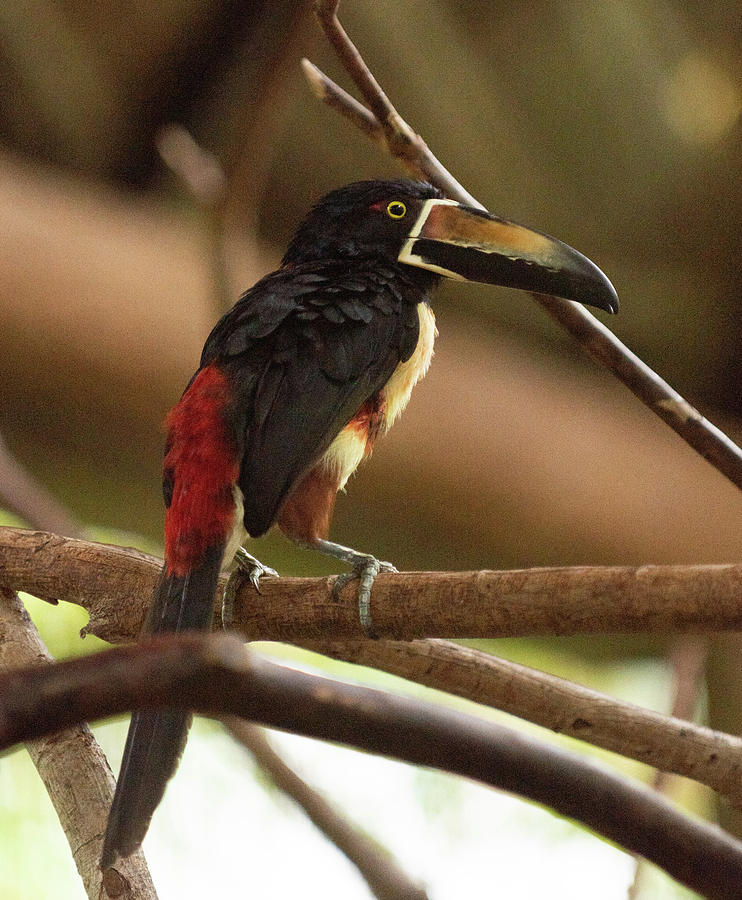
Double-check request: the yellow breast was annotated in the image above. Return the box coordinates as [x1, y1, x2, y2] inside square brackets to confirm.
[319, 301, 437, 491]
[382, 302, 437, 429]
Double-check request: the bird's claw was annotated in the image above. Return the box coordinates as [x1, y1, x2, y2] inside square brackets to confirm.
[221, 547, 279, 629]
[332, 555, 397, 638]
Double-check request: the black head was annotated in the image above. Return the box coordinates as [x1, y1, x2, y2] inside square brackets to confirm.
[282, 179, 444, 268]
[282, 178, 618, 313]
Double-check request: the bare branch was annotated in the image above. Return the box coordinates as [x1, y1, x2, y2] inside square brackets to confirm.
[225, 719, 429, 900]
[303, 2, 742, 493]
[4, 529, 742, 804]
[0, 632, 740, 900]
[301, 59, 384, 144]
[312, 1, 408, 137]
[0, 432, 79, 536]
[305, 637, 742, 806]
[5, 528, 742, 643]
[0, 587, 157, 900]
[310, 1, 479, 200]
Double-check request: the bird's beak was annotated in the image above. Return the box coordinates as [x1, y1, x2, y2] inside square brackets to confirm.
[398, 199, 618, 313]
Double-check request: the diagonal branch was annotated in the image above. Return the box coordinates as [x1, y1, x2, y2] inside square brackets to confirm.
[0, 632, 741, 900]
[304, 0, 742, 493]
[304, 637, 742, 806]
[225, 719, 429, 900]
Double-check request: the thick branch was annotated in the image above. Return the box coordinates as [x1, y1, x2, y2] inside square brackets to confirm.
[304, 1, 742, 494]
[5, 528, 742, 804]
[4, 529, 742, 643]
[0, 587, 157, 900]
[225, 719, 428, 900]
[0, 632, 740, 900]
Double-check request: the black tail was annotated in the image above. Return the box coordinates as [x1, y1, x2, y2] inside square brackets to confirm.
[101, 543, 224, 868]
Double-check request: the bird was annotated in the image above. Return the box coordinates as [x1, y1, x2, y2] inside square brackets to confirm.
[101, 178, 618, 868]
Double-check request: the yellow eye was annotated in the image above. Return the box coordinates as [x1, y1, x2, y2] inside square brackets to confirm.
[386, 201, 407, 219]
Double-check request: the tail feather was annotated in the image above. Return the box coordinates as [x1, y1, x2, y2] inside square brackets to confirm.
[101, 543, 224, 869]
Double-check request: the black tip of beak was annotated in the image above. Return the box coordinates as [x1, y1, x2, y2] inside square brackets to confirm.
[551, 250, 619, 315]
[400, 201, 619, 314]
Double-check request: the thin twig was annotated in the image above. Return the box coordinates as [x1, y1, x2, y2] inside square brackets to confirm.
[3, 527, 742, 804]
[0, 632, 740, 900]
[304, 0, 742, 493]
[0, 431, 79, 536]
[225, 719, 429, 900]
[301, 59, 383, 143]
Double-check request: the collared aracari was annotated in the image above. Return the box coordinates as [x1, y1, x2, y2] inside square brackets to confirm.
[101, 178, 617, 868]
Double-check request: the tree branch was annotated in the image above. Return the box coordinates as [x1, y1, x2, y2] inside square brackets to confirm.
[4, 528, 742, 642]
[0, 586, 157, 900]
[304, 637, 742, 806]
[0, 632, 740, 900]
[4, 527, 742, 804]
[225, 719, 429, 900]
[304, 0, 742, 493]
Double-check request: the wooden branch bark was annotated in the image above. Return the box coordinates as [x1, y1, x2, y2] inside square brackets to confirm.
[225, 719, 429, 900]
[0, 632, 741, 900]
[5, 528, 742, 643]
[304, 637, 742, 806]
[3, 527, 742, 804]
[0, 587, 157, 900]
[304, 0, 742, 494]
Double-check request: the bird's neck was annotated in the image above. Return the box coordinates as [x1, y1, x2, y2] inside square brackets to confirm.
[281, 252, 441, 299]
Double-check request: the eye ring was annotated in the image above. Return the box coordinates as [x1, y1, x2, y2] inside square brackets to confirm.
[386, 201, 407, 219]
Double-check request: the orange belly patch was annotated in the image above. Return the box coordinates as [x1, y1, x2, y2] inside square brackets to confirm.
[276, 463, 342, 543]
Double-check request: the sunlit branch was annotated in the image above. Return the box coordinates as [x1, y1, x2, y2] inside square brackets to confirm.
[5, 528, 742, 643]
[305, 637, 742, 806]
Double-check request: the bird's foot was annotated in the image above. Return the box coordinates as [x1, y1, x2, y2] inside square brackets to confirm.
[311, 539, 396, 638]
[221, 547, 279, 629]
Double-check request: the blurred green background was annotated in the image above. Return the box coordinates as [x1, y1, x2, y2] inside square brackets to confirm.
[1, 0, 741, 896]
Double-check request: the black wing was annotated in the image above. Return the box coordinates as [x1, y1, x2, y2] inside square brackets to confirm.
[202, 261, 424, 537]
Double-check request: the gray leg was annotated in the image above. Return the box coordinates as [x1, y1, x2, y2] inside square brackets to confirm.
[311, 538, 397, 637]
[221, 547, 279, 629]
